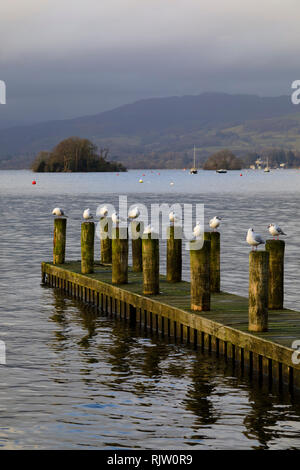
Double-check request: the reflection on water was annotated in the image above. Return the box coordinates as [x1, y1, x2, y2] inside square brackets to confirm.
[46, 289, 300, 450]
[1, 170, 300, 449]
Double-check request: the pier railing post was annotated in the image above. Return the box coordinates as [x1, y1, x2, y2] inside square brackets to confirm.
[100, 217, 112, 264]
[190, 239, 211, 311]
[265, 240, 285, 310]
[112, 227, 128, 284]
[167, 225, 182, 282]
[53, 218, 66, 265]
[142, 234, 159, 295]
[131, 221, 144, 272]
[81, 222, 95, 274]
[249, 251, 269, 332]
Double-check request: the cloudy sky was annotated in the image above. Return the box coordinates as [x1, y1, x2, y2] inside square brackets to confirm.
[0, 0, 300, 125]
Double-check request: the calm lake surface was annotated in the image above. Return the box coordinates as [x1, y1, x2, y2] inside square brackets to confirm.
[1, 169, 300, 449]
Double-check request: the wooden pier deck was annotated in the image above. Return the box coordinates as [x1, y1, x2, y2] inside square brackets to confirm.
[41, 261, 300, 393]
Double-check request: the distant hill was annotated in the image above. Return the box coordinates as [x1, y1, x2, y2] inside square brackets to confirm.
[1, 92, 300, 169]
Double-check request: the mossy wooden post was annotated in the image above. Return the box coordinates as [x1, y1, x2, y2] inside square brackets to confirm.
[167, 225, 182, 282]
[204, 232, 220, 292]
[190, 239, 211, 311]
[81, 222, 95, 274]
[265, 240, 285, 310]
[131, 221, 143, 272]
[53, 218, 66, 265]
[249, 251, 269, 332]
[210, 232, 220, 293]
[112, 227, 128, 284]
[100, 217, 112, 264]
[142, 234, 159, 295]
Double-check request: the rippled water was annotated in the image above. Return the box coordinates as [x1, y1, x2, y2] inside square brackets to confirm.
[1, 169, 300, 449]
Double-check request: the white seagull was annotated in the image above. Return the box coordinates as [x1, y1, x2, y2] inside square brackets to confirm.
[268, 223, 286, 239]
[111, 211, 126, 225]
[209, 216, 221, 231]
[193, 221, 203, 239]
[52, 207, 67, 217]
[96, 205, 108, 218]
[83, 208, 93, 221]
[246, 228, 265, 250]
[143, 224, 155, 235]
[128, 206, 140, 220]
[169, 211, 178, 224]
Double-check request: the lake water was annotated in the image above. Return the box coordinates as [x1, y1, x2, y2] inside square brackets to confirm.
[1, 169, 300, 449]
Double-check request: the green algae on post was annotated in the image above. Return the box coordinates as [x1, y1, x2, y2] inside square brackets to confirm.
[112, 227, 128, 284]
[142, 233, 159, 294]
[81, 221, 95, 274]
[249, 250, 269, 332]
[166, 225, 182, 282]
[266, 239, 285, 310]
[190, 239, 210, 311]
[53, 218, 66, 265]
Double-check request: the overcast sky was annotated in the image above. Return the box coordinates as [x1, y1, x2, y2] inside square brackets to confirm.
[1, 0, 300, 125]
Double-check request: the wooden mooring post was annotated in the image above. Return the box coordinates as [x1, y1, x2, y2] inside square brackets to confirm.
[167, 225, 182, 282]
[100, 217, 112, 264]
[249, 251, 269, 332]
[142, 234, 159, 295]
[131, 221, 143, 272]
[81, 222, 95, 274]
[53, 218, 67, 265]
[190, 239, 211, 311]
[210, 232, 220, 293]
[204, 232, 220, 292]
[266, 240, 285, 310]
[112, 227, 128, 284]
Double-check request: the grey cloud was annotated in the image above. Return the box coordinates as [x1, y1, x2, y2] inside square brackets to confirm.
[0, 0, 300, 125]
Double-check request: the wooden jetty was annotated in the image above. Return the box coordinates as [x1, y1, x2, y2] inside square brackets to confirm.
[41, 259, 300, 394]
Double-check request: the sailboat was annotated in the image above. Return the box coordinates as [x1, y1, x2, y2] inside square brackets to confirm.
[264, 157, 270, 172]
[190, 146, 198, 174]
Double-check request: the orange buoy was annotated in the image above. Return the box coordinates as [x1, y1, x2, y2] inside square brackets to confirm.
[240, 173, 243, 176]
[32, 180, 36, 185]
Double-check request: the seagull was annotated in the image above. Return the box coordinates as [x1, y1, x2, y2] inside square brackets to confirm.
[96, 205, 108, 218]
[209, 216, 221, 231]
[52, 207, 67, 217]
[83, 208, 93, 221]
[128, 206, 140, 220]
[143, 225, 155, 234]
[268, 223, 286, 239]
[169, 211, 178, 224]
[111, 211, 126, 226]
[193, 221, 203, 239]
[246, 228, 265, 250]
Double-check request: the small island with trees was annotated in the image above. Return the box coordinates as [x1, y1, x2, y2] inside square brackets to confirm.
[31, 137, 127, 172]
[203, 149, 242, 170]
